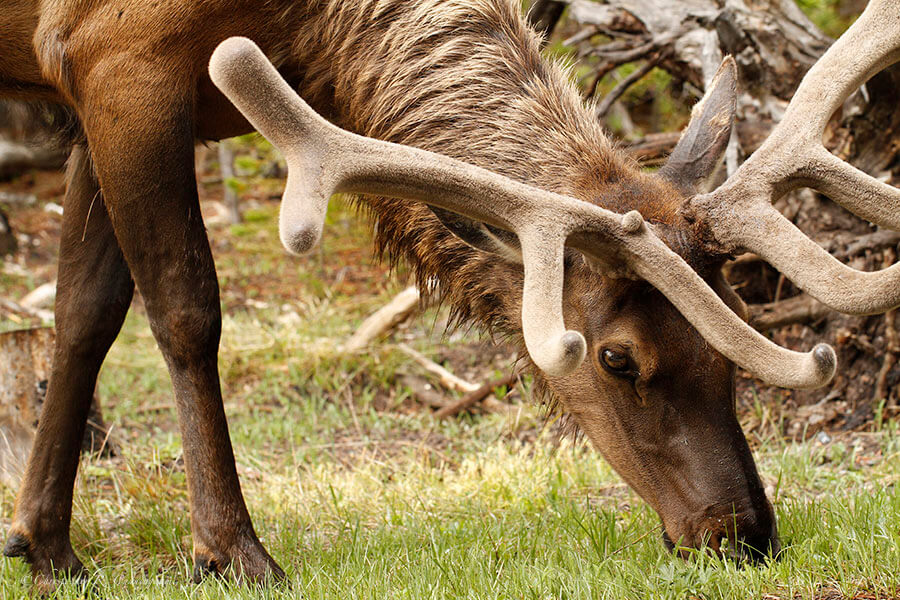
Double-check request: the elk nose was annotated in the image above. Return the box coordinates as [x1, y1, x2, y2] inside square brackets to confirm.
[729, 515, 780, 563]
[661, 503, 781, 563]
[715, 503, 780, 564]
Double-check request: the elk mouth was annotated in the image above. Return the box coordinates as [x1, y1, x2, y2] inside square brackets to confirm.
[660, 504, 781, 564]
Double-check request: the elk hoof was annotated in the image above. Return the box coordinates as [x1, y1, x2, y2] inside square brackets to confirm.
[192, 554, 223, 583]
[3, 529, 86, 593]
[192, 539, 286, 585]
[2, 532, 30, 558]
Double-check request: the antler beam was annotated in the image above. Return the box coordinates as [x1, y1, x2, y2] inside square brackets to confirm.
[209, 36, 835, 388]
[689, 0, 900, 315]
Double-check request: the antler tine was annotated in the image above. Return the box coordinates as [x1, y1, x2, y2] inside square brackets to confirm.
[690, 0, 900, 315]
[210, 37, 590, 377]
[209, 36, 836, 387]
[210, 37, 338, 256]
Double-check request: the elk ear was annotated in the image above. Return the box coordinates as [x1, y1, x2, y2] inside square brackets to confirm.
[429, 207, 523, 263]
[658, 56, 737, 193]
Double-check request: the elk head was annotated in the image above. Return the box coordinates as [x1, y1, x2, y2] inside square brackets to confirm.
[208, 0, 899, 561]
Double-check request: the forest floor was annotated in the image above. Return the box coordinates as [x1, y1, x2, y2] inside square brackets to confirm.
[1, 156, 899, 600]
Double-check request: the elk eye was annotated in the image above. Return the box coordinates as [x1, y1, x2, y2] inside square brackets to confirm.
[601, 348, 631, 374]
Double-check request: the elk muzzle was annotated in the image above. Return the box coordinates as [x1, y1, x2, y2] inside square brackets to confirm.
[661, 498, 779, 563]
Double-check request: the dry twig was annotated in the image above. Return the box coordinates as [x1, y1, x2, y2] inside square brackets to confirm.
[595, 53, 664, 120]
[434, 372, 520, 419]
[397, 343, 478, 393]
[397, 374, 448, 409]
[343, 286, 420, 352]
[396, 345, 520, 417]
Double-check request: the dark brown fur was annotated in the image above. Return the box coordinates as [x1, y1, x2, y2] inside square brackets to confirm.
[0, 0, 775, 588]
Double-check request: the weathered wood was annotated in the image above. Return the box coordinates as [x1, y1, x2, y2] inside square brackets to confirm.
[434, 372, 519, 419]
[397, 343, 478, 393]
[750, 295, 832, 333]
[0, 297, 54, 322]
[19, 281, 56, 311]
[622, 132, 681, 166]
[565, 0, 830, 100]
[0, 328, 111, 488]
[343, 286, 420, 352]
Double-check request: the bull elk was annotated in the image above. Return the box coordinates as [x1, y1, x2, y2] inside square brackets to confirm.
[1, 0, 898, 588]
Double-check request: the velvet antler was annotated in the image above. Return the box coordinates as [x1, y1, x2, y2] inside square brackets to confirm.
[209, 37, 836, 387]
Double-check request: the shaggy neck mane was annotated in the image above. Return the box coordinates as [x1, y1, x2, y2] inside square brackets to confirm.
[292, 0, 651, 339]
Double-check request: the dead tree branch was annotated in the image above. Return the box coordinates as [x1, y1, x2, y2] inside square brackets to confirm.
[833, 229, 900, 259]
[343, 286, 420, 352]
[750, 295, 832, 333]
[397, 343, 477, 393]
[595, 52, 664, 119]
[435, 372, 520, 419]
[622, 132, 681, 166]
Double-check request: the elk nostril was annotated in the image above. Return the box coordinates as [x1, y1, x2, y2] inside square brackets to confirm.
[718, 508, 780, 565]
[735, 522, 781, 565]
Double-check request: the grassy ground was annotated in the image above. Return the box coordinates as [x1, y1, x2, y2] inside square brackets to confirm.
[2, 167, 900, 599]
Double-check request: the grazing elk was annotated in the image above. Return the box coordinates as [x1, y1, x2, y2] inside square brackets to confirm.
[1, 0, 898, 588]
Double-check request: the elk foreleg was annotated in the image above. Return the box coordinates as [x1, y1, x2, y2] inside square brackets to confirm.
[4, 145, 134, 591]
[74, 69, 283, 584]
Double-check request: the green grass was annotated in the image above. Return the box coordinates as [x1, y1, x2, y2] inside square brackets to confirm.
[1, 421, 899, 598]
[796, 0, 857, 38]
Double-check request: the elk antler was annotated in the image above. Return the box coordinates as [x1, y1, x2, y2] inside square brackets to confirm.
[209, 37, 835, 387]
[688, 0, 900, 316]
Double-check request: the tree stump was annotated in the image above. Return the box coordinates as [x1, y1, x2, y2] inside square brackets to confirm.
[0, 328, 111, 488]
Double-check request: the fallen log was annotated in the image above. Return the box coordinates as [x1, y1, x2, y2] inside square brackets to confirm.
[750, 295, 832, 333]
